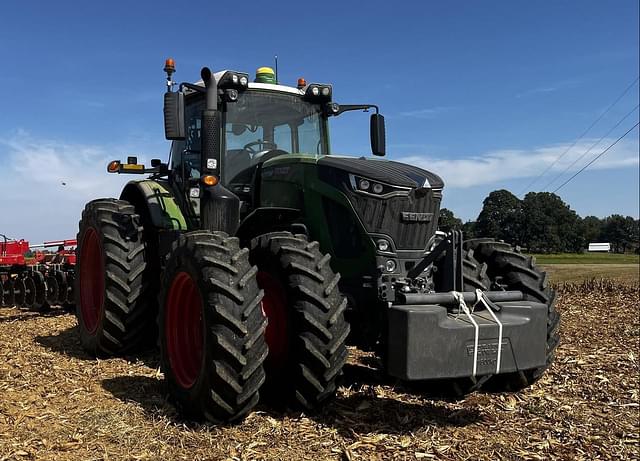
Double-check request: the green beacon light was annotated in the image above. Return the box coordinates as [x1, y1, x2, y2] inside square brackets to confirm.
[254, 66, 276, 84]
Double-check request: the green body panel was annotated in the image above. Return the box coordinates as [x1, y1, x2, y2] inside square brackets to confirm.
[122, 180, 188, 231]
[260, 154, 376, 279]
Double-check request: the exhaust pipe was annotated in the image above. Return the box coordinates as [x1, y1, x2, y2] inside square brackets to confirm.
[199, 67, 240, 235]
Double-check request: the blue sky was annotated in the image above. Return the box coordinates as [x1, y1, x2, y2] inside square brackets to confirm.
[0, 0, 638, 243]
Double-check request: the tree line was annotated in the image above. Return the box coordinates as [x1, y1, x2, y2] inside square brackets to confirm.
[439, 190, 640, 254]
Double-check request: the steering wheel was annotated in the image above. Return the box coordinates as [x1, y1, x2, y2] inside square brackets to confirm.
[243, 140, 277, 155]
[252, 149, 289, 163]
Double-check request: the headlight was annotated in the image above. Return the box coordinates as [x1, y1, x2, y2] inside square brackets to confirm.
[304, 83, 332, 101]
[349, 174, 411, 198]
[218, 71, 250, 90]
[385, 259, 397, 272]
[377, 239, 390, 251]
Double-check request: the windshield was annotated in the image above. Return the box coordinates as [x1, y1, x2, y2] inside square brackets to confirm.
[224, 90, 327, 181]
[170, 89, 328, 184]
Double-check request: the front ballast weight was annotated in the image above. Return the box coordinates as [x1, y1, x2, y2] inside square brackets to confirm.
[385, 231, 554, 384]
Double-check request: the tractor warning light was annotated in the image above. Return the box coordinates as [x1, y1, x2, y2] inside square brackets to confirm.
[107, 160, 120, 173]
[297, 78, 306, 89]
[164, 58, 175, 74]
[202, 175, 219, 186]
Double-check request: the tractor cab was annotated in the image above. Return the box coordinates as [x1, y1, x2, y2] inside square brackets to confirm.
[168, 70, 331, 215]
[162, 62, 385, 223]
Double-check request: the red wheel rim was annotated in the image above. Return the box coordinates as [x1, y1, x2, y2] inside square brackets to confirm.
[165, 272, 204, 389]
[79, 227, 104, 334]
[257, 271, 289, 369]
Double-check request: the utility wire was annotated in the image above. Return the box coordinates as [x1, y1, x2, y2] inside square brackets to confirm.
[552, 121, 639, 193]
[541, 103, 640, 190]
[517, 76, 640, 196]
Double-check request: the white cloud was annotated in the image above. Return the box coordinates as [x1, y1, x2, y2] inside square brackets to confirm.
[397, 106, 456, 119]
[0, 131, 155, 243]
[396, 136, 639, 189]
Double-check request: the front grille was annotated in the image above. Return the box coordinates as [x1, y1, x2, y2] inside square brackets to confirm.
[348, 189, 441, 250]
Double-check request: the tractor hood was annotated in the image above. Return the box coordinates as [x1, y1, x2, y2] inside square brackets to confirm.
[317, 156, 444, 189]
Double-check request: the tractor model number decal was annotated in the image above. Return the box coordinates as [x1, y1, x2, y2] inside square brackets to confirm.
[400, 212, 433, 223]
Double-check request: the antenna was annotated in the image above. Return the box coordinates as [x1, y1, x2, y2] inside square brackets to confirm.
[274, 55, 279, 84]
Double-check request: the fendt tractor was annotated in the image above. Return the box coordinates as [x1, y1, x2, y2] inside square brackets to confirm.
[75, 59, 559, 423]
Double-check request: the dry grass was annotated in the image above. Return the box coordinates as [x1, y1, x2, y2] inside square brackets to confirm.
[541, 263, 639, 284]
[1, 283, 639, 460]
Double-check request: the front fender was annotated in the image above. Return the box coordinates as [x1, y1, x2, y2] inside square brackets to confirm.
[236, 207, 301, 246]
[120, 180, 188, 231]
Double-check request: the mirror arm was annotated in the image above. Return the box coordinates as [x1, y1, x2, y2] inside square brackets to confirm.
[179, 82, 206, 93]
[330, 104, 379, 116]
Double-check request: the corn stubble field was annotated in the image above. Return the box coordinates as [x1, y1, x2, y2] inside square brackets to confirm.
[0, 279, 638, 460]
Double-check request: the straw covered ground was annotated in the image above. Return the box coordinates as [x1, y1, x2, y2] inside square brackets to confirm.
[1, 280, 638, 460]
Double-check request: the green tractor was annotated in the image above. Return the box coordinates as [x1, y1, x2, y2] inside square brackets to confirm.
[75, 60, 559, 423]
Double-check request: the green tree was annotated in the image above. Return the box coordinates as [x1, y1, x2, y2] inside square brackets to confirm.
[438, 208, 463, 232]
[521, 192, 583, 253]
[462, 220, 478, 239]
[603, 215, 639, 253]
[582, 216, 604, 244]
[476, 189, 523, 244]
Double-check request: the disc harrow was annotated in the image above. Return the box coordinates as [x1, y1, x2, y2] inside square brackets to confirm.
[0, 235, 76, 311]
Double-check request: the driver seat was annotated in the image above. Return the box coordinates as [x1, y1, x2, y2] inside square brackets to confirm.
[225, 149, 252, 182]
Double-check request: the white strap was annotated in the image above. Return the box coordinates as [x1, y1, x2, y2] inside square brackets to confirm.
[452, 291, 479, 377]
[474, 289, 503, 374]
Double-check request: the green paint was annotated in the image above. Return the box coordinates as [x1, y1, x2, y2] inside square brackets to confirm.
[259, 154, 376, 278]
[136, 180, 188, 230]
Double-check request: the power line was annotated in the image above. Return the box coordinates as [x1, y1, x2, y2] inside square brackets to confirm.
[552, 121, 639, 193]
[541, 103, 640, 190]
[517, 75, 640, 196]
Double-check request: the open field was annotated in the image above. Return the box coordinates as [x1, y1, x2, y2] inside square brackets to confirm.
[532, 253, 639, 264]
[542, 263, 639, 284]
[1, 283, 639, 460]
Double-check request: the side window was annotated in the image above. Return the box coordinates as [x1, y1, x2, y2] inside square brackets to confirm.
[171, 100, 203, 180]
[273, 123, 292, 152]
[299, 115, 322, 154]
[185, 103, 203, 153]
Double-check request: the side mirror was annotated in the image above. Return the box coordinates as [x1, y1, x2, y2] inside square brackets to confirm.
[370, 113, 386, 156]
[164, 92, 185, 140]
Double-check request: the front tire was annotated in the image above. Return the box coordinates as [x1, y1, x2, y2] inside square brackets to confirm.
[159, 231, 267, 423]
[75, 199, 153, 356]
[250, 232, 350, 410]
[465, 239, 560, 391]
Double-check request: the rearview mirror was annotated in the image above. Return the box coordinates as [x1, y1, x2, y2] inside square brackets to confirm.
[164, 92, 185, 140]
[370, 113, 386, 156]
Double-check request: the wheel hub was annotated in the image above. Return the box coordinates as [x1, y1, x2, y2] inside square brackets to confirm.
[257, 271, 289, 369]
[165, 272, 204, 389]
[79, 227, 104, 333]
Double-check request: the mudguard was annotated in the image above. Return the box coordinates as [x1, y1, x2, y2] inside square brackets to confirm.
[120, 180, 188, 231]
[236, 207, 301, 245]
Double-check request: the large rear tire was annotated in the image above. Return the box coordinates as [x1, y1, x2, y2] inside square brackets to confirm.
[75, 199, 153, 356]
[159, 231, 267, 423]
[250, 232, 350, 410]
[464, 239, 560, 391]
